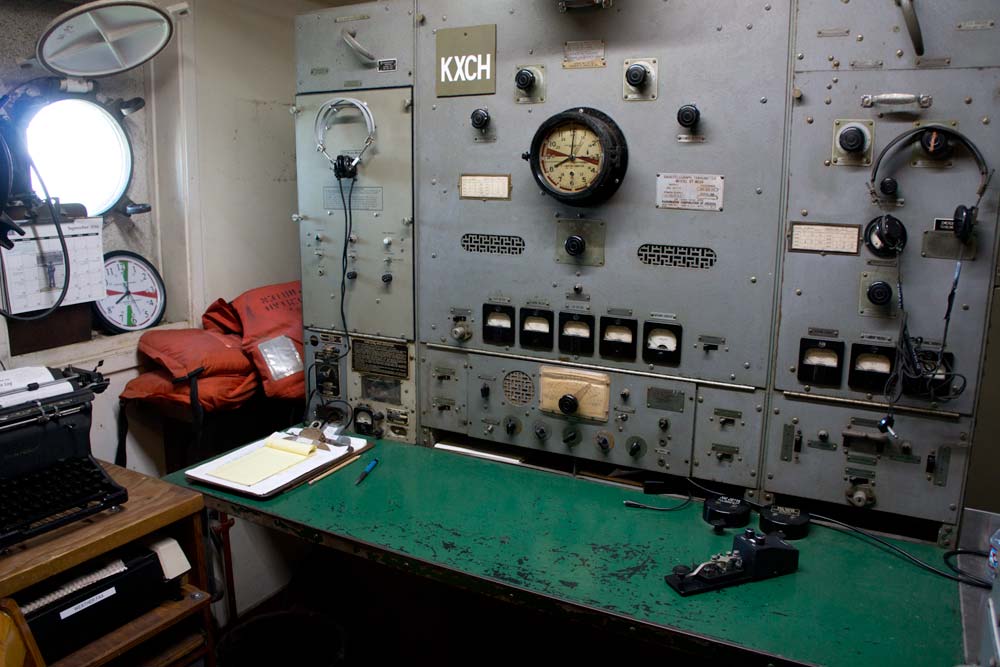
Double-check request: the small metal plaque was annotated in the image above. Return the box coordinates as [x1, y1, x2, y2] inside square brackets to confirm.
[808, 439, 837, 451]
[956, 19, 995, 31]
[790, 223, 860, 254]
[850, 59, 884, 70]
[845, 467, 876, 479]
[656, 173, 724, 211]
[916, 57, 952, 69]
[781, 423, 796, 462]
[817, 27, 851, 37]
[889, 453, 921, 464]
[335, 14, 370, 23]
[607, 307, 633, 317]
[649, 312, 678, 321]
[323, 185, 383, 211]
[353, 339, 409, 379]
[847, 454, 878, 467]
[562, 39, 606, 69]
[934, 447, 951, 486]
[646, 387, 685, 413]
[676, 134, 706, 143]
[922, 230, 977, 260]
[808, 327, 840, 339]
[377, 58, 398, 72]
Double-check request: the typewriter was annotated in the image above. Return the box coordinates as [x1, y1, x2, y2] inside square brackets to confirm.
[0, 365, 127, 550]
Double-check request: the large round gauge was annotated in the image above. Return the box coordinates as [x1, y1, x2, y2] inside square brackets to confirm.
[526, 107, 628, 207]
[94, 250, 167, 334]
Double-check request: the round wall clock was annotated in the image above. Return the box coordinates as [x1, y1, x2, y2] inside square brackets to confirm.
[525, 107, 628, 207]
[94, 250, 167, 333]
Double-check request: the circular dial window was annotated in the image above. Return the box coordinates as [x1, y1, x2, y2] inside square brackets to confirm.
[539, 121, 605, 194]
[527, 107, 627, 207]
[94, 251, 166, 333]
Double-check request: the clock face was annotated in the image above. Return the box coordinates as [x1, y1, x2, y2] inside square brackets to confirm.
[538, 121, 605, 194]
[94, 252, 166, 333]
[527, 107, 627, 207]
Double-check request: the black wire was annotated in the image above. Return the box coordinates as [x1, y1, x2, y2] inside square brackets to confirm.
[684, 478, 990, 589]
[0, 158, 71, 321]
[336, 177, 355, 362]
[943, 549, 993, 588]
[624, 493, 693, 512]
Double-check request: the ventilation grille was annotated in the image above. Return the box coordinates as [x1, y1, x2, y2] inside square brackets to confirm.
[502, 371, 535, 406]
[461, 234, 525, 255]
[638, 244, 717, 269]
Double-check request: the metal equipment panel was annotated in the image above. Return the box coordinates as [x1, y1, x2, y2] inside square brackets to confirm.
[691, 387, 766, 488]
[413, 0, 791, 388]
[295, 87, 414, 340]
[762, 392, 969, 524]
[297, 1, 416, 94]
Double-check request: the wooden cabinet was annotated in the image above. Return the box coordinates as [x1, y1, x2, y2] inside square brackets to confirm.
[0, 465, 214, 667]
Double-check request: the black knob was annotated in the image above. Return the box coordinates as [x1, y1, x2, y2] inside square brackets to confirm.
[564, 235, 586, 257]
[866, 281, 893, 306]
[504, 418, 518, 436]
[866, 214, 908, 258]
[381, 273, 393, 284]
[628, 440, 643, 457]
[676, 104, 700, 129]
[346, 271, 358, 280]
[558, 394, 579, 415]
[658, 418, 670, 431]
[534, 424, 548, 440]
[515, 68, 536, 91]
[596, 434, 611, 452]
[879, 177, 899, 197]
[625, 63, 649, 88]
[470, 108, 490, 130]
[562, 428, 580, 446]
[920, 128, 952, 159]
[838, 126, 867, 153]
[480, 383, 490, 399]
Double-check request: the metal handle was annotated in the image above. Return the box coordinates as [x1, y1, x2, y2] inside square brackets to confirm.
[861, 93, 932, 108]
[342, 28, 375, 62]
[895, 0, 925, 56]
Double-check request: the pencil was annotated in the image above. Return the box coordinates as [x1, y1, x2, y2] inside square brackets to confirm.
[308, 454, 361, 485]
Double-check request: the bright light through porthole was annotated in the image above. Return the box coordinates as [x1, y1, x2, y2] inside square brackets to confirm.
[26, 99, 132, 216]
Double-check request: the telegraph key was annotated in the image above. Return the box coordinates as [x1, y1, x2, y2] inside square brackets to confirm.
[665, 529, 799, 596]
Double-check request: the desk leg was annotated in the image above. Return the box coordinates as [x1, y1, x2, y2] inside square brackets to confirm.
[211, 511, 239, 629]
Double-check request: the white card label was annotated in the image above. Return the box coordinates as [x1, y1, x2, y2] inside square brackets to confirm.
[789, 223, 860, 254]
[656, 173, 725, 211]
[459, 174, 511, 200]
[60, 587, 116, 620]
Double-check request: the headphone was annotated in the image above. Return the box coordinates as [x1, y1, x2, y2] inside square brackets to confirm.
[869, 124, 992, 244]
[313, 97, 377, 180]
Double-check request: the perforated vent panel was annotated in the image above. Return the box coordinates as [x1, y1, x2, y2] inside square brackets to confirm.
[461, 234, 526, 255]
[638, 244, 717, 269]
[502, 371, 535, 406]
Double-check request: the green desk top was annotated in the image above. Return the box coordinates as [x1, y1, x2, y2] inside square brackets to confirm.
[165, 440, 962, 666]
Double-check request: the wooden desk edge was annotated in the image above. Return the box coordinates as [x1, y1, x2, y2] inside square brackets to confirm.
[0, 464, 205, 598]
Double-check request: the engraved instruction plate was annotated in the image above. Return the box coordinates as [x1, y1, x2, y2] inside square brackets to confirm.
[459, 174, 511, 200]
[789, 223, 860, 254]
[655, 173, 724, 211]
[562, 40, 606, 69]
[352, 339, 409, 379]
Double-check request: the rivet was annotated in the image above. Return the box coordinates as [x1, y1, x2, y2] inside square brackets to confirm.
[744, 362, 751, 369]
[764, 3, 771, 9]
[984, 116, 991, 125]
[760, 97, 768, 104]
[828, 55, 834, 61]
[832, 60, 840, 67]
[773, 408, 780, 415]
[856, 34, 863, 42]
[796, 53, 804, 60]
[832, 77, 839, 83]
[792, 418, 799, 424]
[824, 97, 832, 105]
[750, 276, 758, 283]
[795, 288, 802, 295]
[806, 116, 814, 124]
[962, 304, 969, 311]
[964, 97, 973, 104]
[824, 159, 831, 166]
[800, 209, 808, 216]
[896, 49, 904, 57]
[746, 23, 753, 30]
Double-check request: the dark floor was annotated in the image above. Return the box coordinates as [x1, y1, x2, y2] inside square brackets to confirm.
[215, 544, 740, 666]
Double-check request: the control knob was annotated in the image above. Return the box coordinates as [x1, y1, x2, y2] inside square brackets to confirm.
[470, 108, 491, 130]
[514, 68, 536, 91]
[625, 63, 649, 88]
[564, 235, 586, 257]
[558, 394, 579, 415]
[676, 104, 700, 129]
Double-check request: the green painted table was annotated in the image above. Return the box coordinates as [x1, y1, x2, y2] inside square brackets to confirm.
[165, 440, 963, 666]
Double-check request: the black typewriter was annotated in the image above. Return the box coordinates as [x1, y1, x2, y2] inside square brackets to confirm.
[0, 366, 127, 550]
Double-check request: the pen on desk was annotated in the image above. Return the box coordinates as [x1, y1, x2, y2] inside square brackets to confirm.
[354, 458, 379, 486]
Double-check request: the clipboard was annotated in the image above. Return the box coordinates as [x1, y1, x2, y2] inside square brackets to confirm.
[185, 430, 372, 498]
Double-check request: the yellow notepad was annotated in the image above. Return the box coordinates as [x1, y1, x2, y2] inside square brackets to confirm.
[208, 437, 316, 486]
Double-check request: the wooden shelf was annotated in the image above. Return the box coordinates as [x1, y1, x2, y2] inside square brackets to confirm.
[0, 464, 204, 598]
[50, 584, 210, 667]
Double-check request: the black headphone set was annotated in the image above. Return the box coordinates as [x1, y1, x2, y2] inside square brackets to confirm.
[868, 124, 993, 245]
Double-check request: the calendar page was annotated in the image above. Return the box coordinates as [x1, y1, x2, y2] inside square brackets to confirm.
[0, 217, 105, 314]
